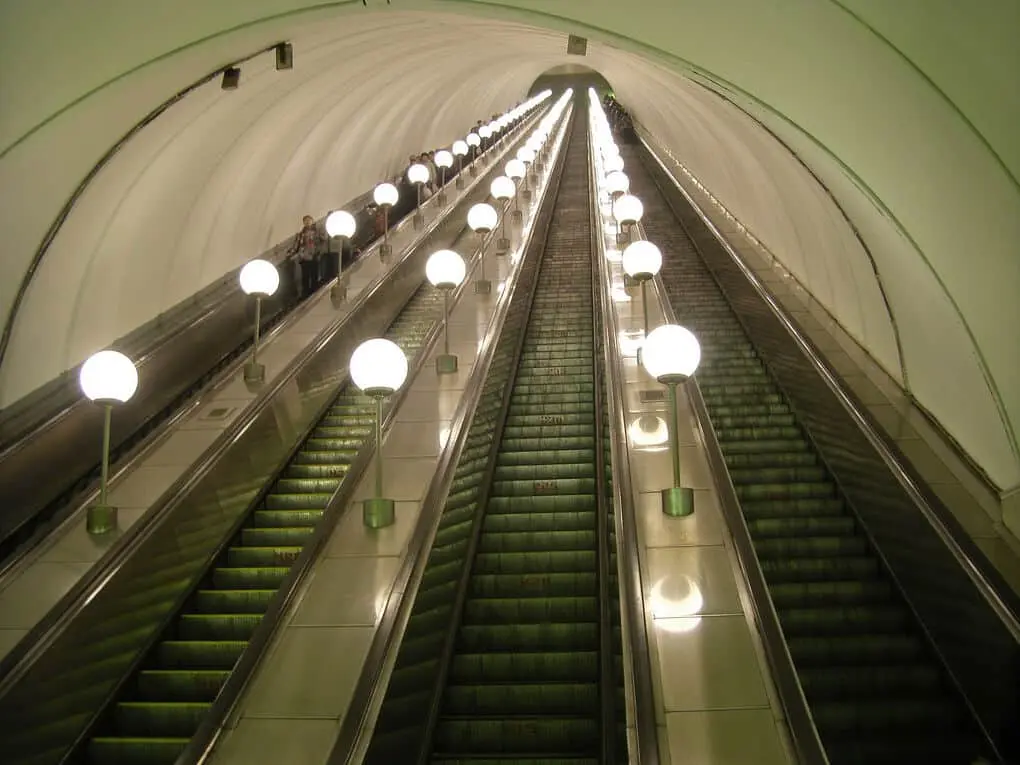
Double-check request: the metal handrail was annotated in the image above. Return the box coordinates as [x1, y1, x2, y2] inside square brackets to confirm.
[585, 126, 662, 765]
[326, 103, 575, 765]
[0, 107, 547, 696]
[583, 115, 621, 765]
[639, 137, 1020, 644]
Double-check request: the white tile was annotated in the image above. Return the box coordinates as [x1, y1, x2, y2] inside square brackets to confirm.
[244, 625, 372, 718]
[143, 428, 221, 467]
[0, 561, 93, 627]
[353, 457, 437, 502]
[398, 390, 464, 422]
[292, 556, 399, 627]
[0, 628, 27, 661]
[637, 490, 725, 547]
[179, 398, 252, 431]
[39, 506, 149, 563]
[654, 614, 769, 711]
[646, 547, 742, 616]
[105, 465, 183, 508]
[327, 500, 419, 557]
[384, 420, 448, 459]
[631, 446, 713, 492]
[212, 717, 338, 765]
[666, 709, 789, 765]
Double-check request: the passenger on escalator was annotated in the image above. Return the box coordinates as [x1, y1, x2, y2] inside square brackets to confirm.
[288, 214, 326, 299]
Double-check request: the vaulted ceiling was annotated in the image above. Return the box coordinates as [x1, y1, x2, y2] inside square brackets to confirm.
[0, 0, 1016, 491]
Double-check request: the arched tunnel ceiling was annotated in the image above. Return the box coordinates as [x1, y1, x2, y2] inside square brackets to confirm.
[0, 0, 1017, 492]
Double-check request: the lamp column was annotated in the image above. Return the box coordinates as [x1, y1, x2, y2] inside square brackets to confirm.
[79, 350, 139, 534]
[239, 259, 280, 385]
[350, 339, 409, 529]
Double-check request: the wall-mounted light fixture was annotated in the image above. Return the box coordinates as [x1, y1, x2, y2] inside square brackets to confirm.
[275, 42, 293, 70]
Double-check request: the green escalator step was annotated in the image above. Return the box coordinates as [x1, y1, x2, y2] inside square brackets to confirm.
[136, 670, 230, 701]
[88, 737, 189, 765]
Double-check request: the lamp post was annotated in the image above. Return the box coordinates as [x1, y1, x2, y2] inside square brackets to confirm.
[505, 159, 526, 225]
[466, 132, 481, 176]
[325, 210, 356, 304]
[426, 249, 467, 374]
[641, 324, 702, 517]
[478, 125, 493, 160]
[467, 202, 497, 295]
[407, 163, 429, 230]
[434, 149, 453, 205]
[531, 134, 547, 172]
[516, 146, 535, 203]
[490, 175, 515, 253]
[79, 350, 139, 534]
[613, 193, 644, 248]
[622, 240, 663, 363]
[452, 140, 469, 190]
[373, 182, 399, 259]
[350, 338, 409, 528]
[239, 258, 280, 384]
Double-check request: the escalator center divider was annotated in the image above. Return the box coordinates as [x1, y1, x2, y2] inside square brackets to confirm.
[0, 134, 536, 765]
[358, 110, 577, 765]
[367, 107, 625, 763]
[328, 106, 577, 765]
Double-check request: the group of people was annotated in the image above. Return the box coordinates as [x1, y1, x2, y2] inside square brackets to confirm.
[602, 93, 636, 142]
[282, 108, 524, 302]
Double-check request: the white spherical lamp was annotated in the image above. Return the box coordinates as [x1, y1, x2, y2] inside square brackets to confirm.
[622, 241, 663, 281]
[613, 194, 644, 225]
[467, 203, 498, 233]
[517, 147, 536, 165]
[80, 350, 138, 404]
[326, 210, 356, 239]
[505, 159, 525, 180]
[602, 143, 621, 160]
[407, 163, 429, 185]
[452, 140, 469, 158]
[239, 258, 280, 297]
[426, 249, 466, 290]
[350, 338, 408, 396]
[605, 171, 629, 197]
[466, 132, 481, 148]
[374, 182, 398, 207]
[434, 150, 453, 169]
[479, 125, 492, 140]
[490, 175, 515, 201]
[641, 324, 701, 383]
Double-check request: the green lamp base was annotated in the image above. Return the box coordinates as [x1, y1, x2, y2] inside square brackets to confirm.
[87, 504, 118, 535]
[330, 283, 347, 306]
[436, 354, 459, 374]
[474, 279, 492, 295]
[243, 361, 265, 384]
[661, 486, 694, 517]
[363, 497, 396, 529]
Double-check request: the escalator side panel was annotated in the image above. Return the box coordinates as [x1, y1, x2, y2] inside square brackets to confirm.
[0, 210, 471, 765]
[636, 144, 1019, 757]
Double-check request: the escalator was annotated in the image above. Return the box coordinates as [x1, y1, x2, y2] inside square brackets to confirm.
[77, 279, 446, 765]
[624, 145, 987, 764]
[367, 114, 622, 763]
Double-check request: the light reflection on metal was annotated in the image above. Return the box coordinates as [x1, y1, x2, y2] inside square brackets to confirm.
[628, 415, 669, 452]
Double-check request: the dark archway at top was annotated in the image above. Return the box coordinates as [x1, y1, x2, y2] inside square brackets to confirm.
[528, 64, 613, 99]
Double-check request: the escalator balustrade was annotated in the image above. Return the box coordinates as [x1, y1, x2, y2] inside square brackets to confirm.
[623, 145, 985, 765]
[80, 282, 444, 765]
